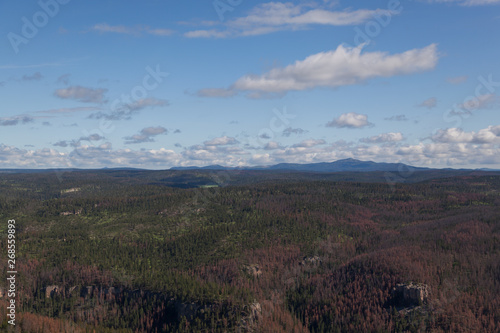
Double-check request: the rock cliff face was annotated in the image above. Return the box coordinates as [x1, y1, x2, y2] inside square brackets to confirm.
[45, 285, 60, 298]
[391, 282, 430, 307]
[240, 302, 262, 332]
[41, 284, 256, 330]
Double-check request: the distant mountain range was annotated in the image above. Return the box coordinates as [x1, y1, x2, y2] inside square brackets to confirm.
[170, 158, 432, 173]
[0, 159, 494, 174]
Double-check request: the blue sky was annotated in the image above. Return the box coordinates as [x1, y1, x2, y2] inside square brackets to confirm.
[1, 0, 499, 169]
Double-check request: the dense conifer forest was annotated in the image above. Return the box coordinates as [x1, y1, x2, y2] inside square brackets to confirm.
[0, 169, 499, 332]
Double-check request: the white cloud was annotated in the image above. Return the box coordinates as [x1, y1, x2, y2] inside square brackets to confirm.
[431, 126, 500, 144]
[326, 112, 372, 128]
[426, 0, 500, 5]
[360, 132, 404, 143]
[282, 127, 307, 137]
[124, 126, 168, 144]
[291, 139, 326, 148]
[3, 125, 500, 169]
[185, 29, 229, 38]
[52, 133, 105, 149]
[203, 44, 439, 97]
[147, 28, 175, 36]
[204, 136, 239, 146]
[55, 86, 108, 104]
[249, 153, 274, 165]
[264, 141, 284, 150]
[418, 97, 437, 109]
[92, 23, 174, 36]
[185, 2, 399, 38]
[80, 134, 105, 142]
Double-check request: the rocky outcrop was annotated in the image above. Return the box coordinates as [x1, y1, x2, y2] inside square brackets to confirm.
[60, 209, 82, 216]
[45, 285, 61, 298]
[243, 264, 262, 278]
[41, 284, 255, 330]
[240, 302, 262, 332]
[299, 256, 322, 266]
[61, 187, 81, 194]
[392, 282, 430, 307]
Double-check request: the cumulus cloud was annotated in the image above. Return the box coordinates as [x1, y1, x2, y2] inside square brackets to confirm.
[3, 125, 500, 169]
[291, 139, 326, 148]
[204, 136, 239, 146]
[282, 127, 307, 137]
[124, 126, 168, 144]
[326, 112, 372, 128]
[200, 44, 439, 97]
[53, 133, 104, 149]
[360, 132, 404, 143]
[55, 86, 108, 104]
[264, 141, 284, 150]
[418, 97, 437, 109]
[185, 2, 400, 38]
[0, 116, 34, 126]
[431, 126, 500, 144]
[53, 141, 69, 148]
[80, 134, 105, 142]
[259, 133, 271, 139]
[92, 23, 174, 36]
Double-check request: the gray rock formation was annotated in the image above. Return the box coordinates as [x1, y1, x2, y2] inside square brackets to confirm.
[392, 282, 430, 307]
[45, 285, 60, 298]
[299, 256, 322, 266]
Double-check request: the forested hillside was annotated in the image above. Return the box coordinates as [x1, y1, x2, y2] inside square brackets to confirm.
[0, 170, 499, 332]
